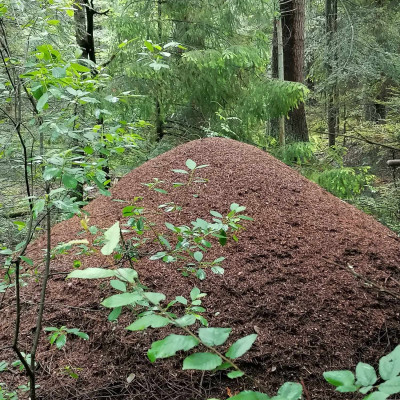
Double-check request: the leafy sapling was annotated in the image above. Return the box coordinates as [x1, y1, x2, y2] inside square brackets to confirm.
[44, 326, 89, 349]
[172, 159, 209, 187]
[324, 345, 400, 399]
[143, 178, 168, 194]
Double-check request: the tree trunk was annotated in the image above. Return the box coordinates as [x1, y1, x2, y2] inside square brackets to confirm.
[74, 0, 96, 63]
[277, 17, 285, 146]
[279, 0, 309, 142]
[325, 0, 339, 147]
[74, 1, 89, 59]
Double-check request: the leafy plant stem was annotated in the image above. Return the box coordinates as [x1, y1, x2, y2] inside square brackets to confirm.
[29, 188, 52, 400]
[152, 303, 269, 393]
[11, 257, 35, 385]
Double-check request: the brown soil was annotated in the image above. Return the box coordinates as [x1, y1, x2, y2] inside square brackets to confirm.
[1, 137, 400, 400]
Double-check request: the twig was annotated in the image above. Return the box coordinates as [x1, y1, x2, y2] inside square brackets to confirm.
[301, 379, 311, 400]
[323, 258, 400, 300]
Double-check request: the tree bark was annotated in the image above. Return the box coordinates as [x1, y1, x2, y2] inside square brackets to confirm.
[279, 0, 309, 142]
[277, 17, 285, 146]
[326, 0, 339, 147]
[74, 0, 96, 63]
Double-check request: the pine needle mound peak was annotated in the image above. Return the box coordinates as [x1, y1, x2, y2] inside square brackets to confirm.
[2, 137, 400, 399]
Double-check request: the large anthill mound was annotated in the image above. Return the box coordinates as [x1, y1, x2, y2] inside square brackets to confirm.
[1, 138, 400, 400]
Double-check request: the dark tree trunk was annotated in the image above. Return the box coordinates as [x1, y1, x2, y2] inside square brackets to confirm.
[325, 0, 339, 147]
[74, 1, 88, 59]
[74, 0, 96, 63]
[279, 0, 309, 142]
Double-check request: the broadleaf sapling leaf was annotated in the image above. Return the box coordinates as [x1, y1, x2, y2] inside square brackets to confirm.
[147, 334, 199, 362]
[182, 353, 222, 370]
[198, 327, 231, 346]
[101, 222, 121, 255]
[225, 334, 258, 359]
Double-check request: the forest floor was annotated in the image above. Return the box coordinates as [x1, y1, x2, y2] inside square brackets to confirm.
[1, 137, 400, 399]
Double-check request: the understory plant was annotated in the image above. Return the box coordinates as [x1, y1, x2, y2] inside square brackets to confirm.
[324, 345, 400, 399]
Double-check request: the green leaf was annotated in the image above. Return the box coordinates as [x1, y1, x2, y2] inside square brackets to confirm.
[194, 251, 203, 262]
[356, 362, 377, 387]
[147, 334, 199, 362]
[101, 222, 120, 255]
[359, 386, 374, 394]
[126, 314, 170, 331]
[176, 296, 187, 305]
[165, 222, 176, 231]
[379, 376, 400, 395]
[36, 92, 49, 111]
[110, 279, 126, 292]
[276, 382, 303, 400]
[183, 353, 222, 370]
[144, 40, 154, 52]
[323, 370, 356, 388]
[172, 169, 188, 174]
[363, 393, 389, 400]
[190, 287, 201, 300]
[73, 331, 89, 340]
[218, 229, 227, 246]
[67, 268, 115, 279]
[80, 96, 100, 104]
[20, 256, 33, 266]
[227, 371, 245, 379]
[52, 67, 66, 78]
[33, 198, 45, 217]
[71, 63, 91, 72]
[101, 292, 142, 308]
[196, 269, 206, 280]
[159, 235, 171, 250]
[225, 334, 257, 359]
[105, 95, 119, 103]
[198, 328, 231, 346]
[175, 314, 197, 327]
[56, 334, 67, 349]
[43, 167, 61, 180]
[145, 292, 166, 305]
[210, 210, 223, 218]
[108, 307, 122, 321]
[230, 391, 270, 400]
[154, 188, 168, 194]
[211, 266, 224, 275]
[62, 174, 78, 189]
[115, 268, 138, 283]
[379, 346, 400, 381]
[186, 159, 197, 170]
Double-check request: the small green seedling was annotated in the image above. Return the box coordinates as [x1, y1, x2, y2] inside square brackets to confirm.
[143, 178, 168, 194]
[172, 159, 209, 186]
[44, 326, 89, 349]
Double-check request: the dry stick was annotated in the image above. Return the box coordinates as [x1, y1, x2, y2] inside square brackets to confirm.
[323, 258, 400, 300]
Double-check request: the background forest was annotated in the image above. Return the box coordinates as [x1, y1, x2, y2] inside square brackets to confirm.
[1, 0, 400, 399]
[1, 0, 400, 245]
